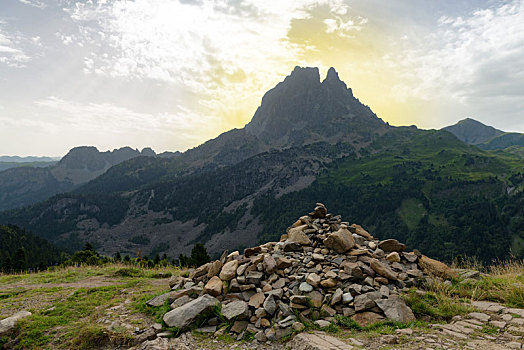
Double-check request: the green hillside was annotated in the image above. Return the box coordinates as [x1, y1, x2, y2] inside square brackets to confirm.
[0, 225, 67, 271]
[252, 129, 524, 262]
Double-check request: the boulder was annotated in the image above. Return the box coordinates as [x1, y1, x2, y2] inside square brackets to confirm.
[418, 255, 457, 279]
[376, 295, 415, 323]
[323, 227, 355, 253]
[350, 224, 374, 240]
[287, 225, 312, 245]
[0, 311, 32, 335]
[204, 276, 223, 296]
[263, 255, 276, 274]
[146, 291, 178, 307]
[221, 300, 249, 320]
[163, 294, 218, 329]
[207, 260, 223, 278]
[219, 260, 239, 281]
[370, 259, 398, 281]
[378, 239, 406, 253]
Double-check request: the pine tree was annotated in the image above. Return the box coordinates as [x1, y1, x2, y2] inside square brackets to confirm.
[190, 243, 210, 267]
[13, 248, 27, 271]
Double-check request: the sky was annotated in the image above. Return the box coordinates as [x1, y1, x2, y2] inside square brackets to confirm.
[0, 0, 523, 156]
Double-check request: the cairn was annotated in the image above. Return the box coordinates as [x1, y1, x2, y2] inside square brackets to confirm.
[149, 203, 455, 342]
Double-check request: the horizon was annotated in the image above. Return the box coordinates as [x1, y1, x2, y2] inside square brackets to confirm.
[1, 0, 523, 156]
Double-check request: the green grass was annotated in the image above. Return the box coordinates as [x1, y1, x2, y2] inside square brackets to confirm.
[403, 288, 474, 321]
[0, 264, 184, 349]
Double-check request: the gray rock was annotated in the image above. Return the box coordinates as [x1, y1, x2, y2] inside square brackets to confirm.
[163, 294, 218, 329]
[299, 282, 314, 292]
[0, 311, 32, 335]
[263, 295, 278, 315]
[221, 300, 249, 321]
[146, 291, 177, 307]
[378, 239, 406, 253]
[354, 292, 380, 312]
[342, 292, 354, 304]
[375, 295, 416, 323]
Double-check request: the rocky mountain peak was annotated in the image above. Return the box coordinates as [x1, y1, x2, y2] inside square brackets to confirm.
[443, 118, 503, 145]
[244, 66, 387, 146]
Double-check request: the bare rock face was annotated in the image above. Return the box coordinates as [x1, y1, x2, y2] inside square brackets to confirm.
[163, 295, 218, 329]
[158, 204, 456, 341]
[323, 227, 356, 253]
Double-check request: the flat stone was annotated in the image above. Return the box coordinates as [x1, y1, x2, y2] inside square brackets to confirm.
[342, 293, 354, 304]
[0, 311, 32, 335]
[350, 224, 374, 240]
[378, 239, 406, 252]
[287, 331, 354, 350]
[468, 312, 490, 322]
[288, 225, 312, 245]
[320, 278, 337, 289]
[418, 255, 456, 279]
[354, 292, 379, 312]
[306, 273, 321, 287]
[230, 320, 248, 333]
[207, 260, 223, 278]
[386, 252, 401, 263]
[323, 227, 356, 253]
[204, 276, 223, 296]
[370, 259, 398, 280]
[314, 320, 331, 328]
[376, 295, 416, 323]
[163, 294, 218, 329]
[146, 291, 178, 307]
[299, 282, 314, 293]
[221, 300, 248, 320]
[276, 257, 293, 269]
[263, 295, 278, 315]
[248, 292, 265, 308]
[219, 260, 239, 281]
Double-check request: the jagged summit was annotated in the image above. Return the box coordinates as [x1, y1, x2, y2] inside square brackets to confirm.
[245, 66, 387, 146]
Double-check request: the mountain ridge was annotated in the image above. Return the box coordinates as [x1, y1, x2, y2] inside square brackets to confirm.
[1, 67, 523, 263]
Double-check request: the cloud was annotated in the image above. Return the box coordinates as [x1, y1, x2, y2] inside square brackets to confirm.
[0, 27, 31, 67]
[59, 0, 366, 128]
[34, 96, 215, 136]
[17, 0, 47, 9]
[391, 0, 524, 106]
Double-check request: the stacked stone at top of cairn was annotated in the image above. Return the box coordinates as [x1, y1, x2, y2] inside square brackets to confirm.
[149, 203, 455, 342]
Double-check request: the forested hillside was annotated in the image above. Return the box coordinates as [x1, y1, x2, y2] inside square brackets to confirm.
[0, 225, 67, 271]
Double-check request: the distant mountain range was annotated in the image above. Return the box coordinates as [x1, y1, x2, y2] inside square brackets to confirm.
[1, 67, 523, 263]
[0, 146, 156, 211]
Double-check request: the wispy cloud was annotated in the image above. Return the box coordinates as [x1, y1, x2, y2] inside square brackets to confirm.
[59, 0, 365, 128]
[17, 0, 47, 9]
[0, 26, 30, 67]
[392, 0, 524, 103]
[33, 96, 219, 146]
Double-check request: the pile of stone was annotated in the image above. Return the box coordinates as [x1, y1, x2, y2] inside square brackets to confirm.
[149, 204, 456, 342]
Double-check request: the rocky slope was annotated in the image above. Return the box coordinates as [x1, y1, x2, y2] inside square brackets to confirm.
[0, 146, 155, 211]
